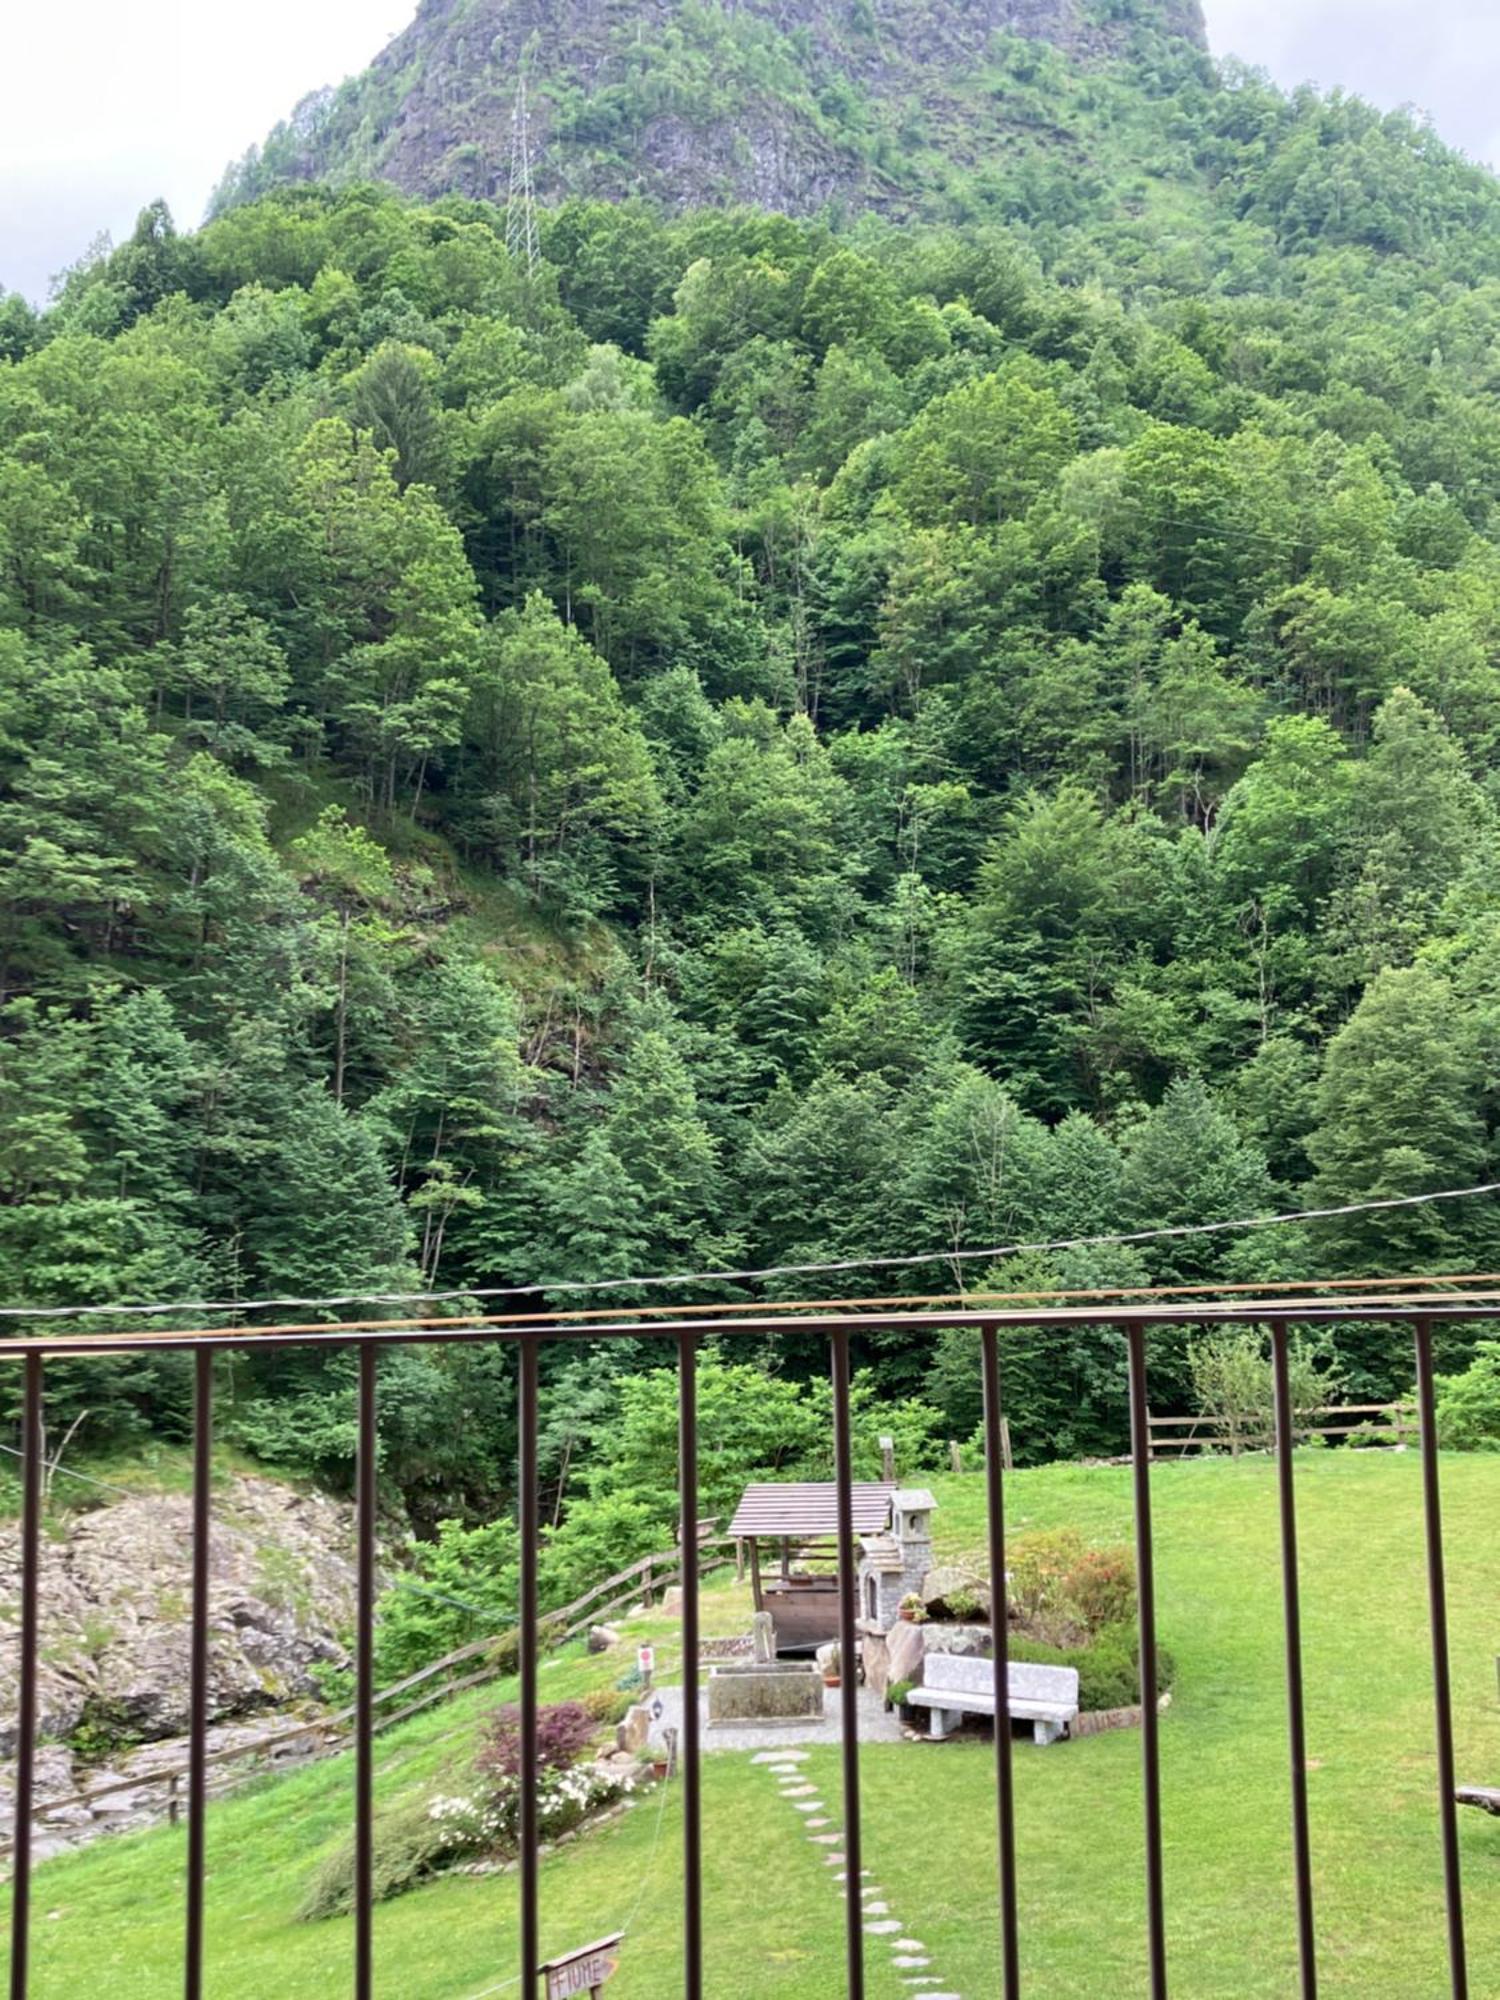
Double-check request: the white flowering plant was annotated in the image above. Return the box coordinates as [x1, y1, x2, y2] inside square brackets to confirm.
[478, 1764, 630, 1849]
[299, 1718, 635, 1921]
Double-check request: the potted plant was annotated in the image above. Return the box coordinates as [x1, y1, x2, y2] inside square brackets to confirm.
[898, 1593, 928, 1624]
[823, 1643, 841, 1688]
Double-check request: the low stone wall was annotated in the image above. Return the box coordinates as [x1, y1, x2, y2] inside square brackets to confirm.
[1073, 1692, 1172, 1738]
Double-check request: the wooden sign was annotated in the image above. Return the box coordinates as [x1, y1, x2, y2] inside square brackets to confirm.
[540, 1933, 624, 1999]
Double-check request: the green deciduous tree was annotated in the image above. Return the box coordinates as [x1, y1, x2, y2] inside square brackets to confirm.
[1306, 964, 1492, 1273]
[466, 592, 660, 904]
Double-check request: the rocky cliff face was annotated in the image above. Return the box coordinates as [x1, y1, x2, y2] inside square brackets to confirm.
[0, 1475, 356, 1755]
[228, 0, 1209, 217]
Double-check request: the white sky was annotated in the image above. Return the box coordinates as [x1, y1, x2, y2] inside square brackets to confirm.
[2, 1, 1499, 305]
[0, 2, 411, 303]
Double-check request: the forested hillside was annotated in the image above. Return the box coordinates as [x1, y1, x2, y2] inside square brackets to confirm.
[9, 41, 1500, 1516]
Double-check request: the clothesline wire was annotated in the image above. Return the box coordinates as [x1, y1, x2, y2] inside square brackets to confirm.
[2, 1178, 1498, 1323]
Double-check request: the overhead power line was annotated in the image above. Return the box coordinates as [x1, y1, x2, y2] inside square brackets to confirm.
[1, 1179, 1497, 1324]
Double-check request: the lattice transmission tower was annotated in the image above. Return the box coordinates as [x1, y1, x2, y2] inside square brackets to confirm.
[506, 74, 539, 277]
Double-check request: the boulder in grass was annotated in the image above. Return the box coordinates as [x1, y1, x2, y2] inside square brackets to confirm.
[920, 1567, 991, 1619]
[884, 1617, 926, 1691]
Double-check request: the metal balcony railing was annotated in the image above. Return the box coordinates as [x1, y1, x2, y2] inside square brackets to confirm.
[1, 1285, 1492, 1999]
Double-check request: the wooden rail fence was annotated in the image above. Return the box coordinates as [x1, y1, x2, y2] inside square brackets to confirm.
[1147, 1402, 1419, 1459]
[1, 1534, 735, 1855]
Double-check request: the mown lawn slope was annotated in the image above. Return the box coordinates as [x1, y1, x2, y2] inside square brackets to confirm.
[8, 1452, 1499, 1996]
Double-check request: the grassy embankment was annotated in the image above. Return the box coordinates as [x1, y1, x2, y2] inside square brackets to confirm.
[6, 1451, 1500, 1997]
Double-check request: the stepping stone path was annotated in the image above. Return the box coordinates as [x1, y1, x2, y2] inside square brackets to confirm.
[751, 1750, 961, 1998]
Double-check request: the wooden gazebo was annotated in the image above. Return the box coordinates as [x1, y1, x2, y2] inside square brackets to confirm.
[728, 1482, 896, 1653]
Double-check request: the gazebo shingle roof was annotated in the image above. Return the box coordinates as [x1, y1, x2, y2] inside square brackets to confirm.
[728, 1483, 896, 1539]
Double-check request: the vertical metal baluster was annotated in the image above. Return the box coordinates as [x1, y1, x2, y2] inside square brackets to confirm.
[10, 1354, 42, 2000]
[519, 1338, 541, 2000]
[185, 1349, 213, 2000]
[355, 1344, 377, 2000]
[981, 1326, 1021, 1999]
[1414, 1318, 1468, 1999]
[1271, 1324, 1317, 1998]
[1126, 1324, 1168, 2000]
[678, 1333, 703, 2000]
[829, 1329, 864, 2000]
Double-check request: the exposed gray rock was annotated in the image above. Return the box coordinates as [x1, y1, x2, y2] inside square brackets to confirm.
[920, 1567, 991, 1618]
[923, 1623, 992, 1660]
[232, 0, 1209, 219]
[0, 1475, 357, 1757]
[617, 1703, 653, 1755]
[883, 1617, 926, 1692]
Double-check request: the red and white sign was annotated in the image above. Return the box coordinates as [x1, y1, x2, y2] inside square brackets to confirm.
[637, 1644, 655, 1678]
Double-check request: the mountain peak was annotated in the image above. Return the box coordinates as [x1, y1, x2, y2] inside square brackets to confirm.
[221, 0, 1210, 218]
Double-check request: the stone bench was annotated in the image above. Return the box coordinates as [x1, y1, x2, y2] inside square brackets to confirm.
[907, 1652, 1079, 1746]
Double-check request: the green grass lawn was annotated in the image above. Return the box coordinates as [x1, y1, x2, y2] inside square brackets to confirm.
[7, 1452, 1499, 1996]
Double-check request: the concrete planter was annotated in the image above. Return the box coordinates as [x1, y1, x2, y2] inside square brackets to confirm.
[706, 1661, 825, 1726]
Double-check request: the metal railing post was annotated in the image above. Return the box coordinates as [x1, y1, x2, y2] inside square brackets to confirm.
[830, 1328, 865, 2000]
[1126, 1324, 1168, 1999]
[355, 1344, 377, 2000]
[1271, 1324, 1317, 1997]
[1413, 1318, 1468, 1999]
[185, 1347, 213, 1999]
[519, 1337, 541, 2000]
[10, 1354, 43, 2000]
[678, 1331, 703, 2000]
[981, 1325, 1020, 1998]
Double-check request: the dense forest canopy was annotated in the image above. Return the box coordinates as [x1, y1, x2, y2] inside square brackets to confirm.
[8, 33, 1500, 1525]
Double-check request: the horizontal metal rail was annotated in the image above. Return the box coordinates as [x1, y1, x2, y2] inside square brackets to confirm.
[6, 1286, 1500, 1356]
[0, 1295, 1483, 1997]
